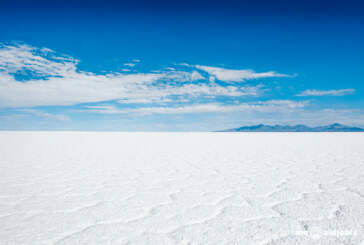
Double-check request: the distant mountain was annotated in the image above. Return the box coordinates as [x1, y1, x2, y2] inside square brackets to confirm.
[219, 123, 364, 132]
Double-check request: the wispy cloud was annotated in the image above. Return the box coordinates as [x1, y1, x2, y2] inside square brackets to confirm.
[0, 43, 277, 108]
[83, 100, 306, 115]
[18, 109, 70, 121]
[0, 43, 77, 77]
[194, 65, 292, 83]
[296, 88, 355, 97]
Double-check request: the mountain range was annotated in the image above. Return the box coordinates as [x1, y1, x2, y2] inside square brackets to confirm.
[219, 123, 364, 132]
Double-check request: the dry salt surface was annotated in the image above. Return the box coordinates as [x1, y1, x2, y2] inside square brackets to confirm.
[0, 132, 363, 245]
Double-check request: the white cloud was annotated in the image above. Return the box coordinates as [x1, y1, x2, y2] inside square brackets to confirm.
[134, 100, 305, 114]
[118, 97, 173, 104]
[18, 109, 70, 121]
[0, 43, 268, 108]
[123, 63, 135, 67]
[0, 43, 296, 109]
[0, 43, 78, 76]
[296, 89, 355, 97]
[194, 65, 291, 82]
[83, 100, 306, 115]
[39, 47, 54, 53]
[115, 83, 261, 104]
[0, 71, 164, 107]
[163, 70, 204, 82]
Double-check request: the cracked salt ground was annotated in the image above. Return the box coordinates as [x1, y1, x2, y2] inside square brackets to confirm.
[0, 132, 363, 244]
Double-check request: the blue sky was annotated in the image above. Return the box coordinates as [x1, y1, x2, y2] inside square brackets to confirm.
[0, 0, 364, 131]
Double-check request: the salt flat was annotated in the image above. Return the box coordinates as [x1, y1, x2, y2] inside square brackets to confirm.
[0, 132, 363, 245]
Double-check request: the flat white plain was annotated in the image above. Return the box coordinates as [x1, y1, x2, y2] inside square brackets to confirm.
[0, 132, 363, 245]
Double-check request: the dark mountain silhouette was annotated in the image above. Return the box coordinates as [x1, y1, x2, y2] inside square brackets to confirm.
[219, 123, 364, 132]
